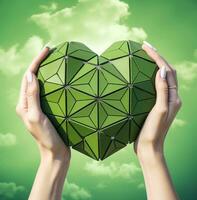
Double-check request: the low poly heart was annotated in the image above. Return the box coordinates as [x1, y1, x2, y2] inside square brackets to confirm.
[37, 40, 158, 160]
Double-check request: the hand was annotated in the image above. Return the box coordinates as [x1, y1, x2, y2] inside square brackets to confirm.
[133, 41, 181, 200]
[16, 47, 70, 160]
[134, 41, 182, 157]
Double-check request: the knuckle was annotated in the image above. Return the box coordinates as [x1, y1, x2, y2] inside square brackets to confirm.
[167, 68, 173, 74]
[155, 105, 168, 117]
[158, 83, 168, 91]
[175, 98, 182, 109]
[171, 98, 182, 111]
[159, 107, 168, 116]
[27, 112, 43, 124]
[162, 85, 168, 91]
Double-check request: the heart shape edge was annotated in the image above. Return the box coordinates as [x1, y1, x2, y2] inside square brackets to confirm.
[37, 40, 158, 160]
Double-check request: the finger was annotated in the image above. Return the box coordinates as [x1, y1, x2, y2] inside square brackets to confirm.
[142, 41, 177, 88]
[26, 71, 42, 114]
[28, 47, 50, 74]
[163, 61, 178, 89]
[17, 74, 28, 111]
[173, 69, 178, 89]
[154, 66, 168, 115]
[155, 57, 178, 89]
[142, 42, 169, 70]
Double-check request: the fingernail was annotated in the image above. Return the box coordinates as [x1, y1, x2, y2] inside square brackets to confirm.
[27, 71, 33, 83]
[143, 41, 157, 51]
[160, 66, 167, 79]
[43, 42, 51, 50]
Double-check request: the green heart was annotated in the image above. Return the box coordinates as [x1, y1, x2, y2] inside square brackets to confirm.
[37, 40, 158, 160]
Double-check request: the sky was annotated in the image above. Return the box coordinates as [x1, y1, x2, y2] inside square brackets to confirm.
[0, 0, 197, 199]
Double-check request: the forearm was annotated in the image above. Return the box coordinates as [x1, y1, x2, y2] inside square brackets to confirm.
[28, 148, 70, 200]
[137, 146, 179, 200]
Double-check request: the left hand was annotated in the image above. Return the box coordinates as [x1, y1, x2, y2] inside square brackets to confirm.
[16, 47, 71, 160]
[134, 42, 182, 156]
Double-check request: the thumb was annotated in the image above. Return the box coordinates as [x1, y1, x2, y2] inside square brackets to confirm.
[155, 66, 168, 114]
[26, 71, 41, 114]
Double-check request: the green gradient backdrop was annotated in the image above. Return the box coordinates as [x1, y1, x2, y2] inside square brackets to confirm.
[0, 0, 197, 200]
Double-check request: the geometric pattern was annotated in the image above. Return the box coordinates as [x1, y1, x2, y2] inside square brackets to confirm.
[37, 40, 158, 160]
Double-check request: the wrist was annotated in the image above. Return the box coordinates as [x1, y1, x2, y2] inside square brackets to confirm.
[39, 149, 70, 182]
[30, 146, 69, 200]
[136, 142, 164, 165]
[39, 144, 71, 166]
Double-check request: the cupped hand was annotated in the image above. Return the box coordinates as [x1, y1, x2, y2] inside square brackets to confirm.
[134, 42, 182, 156]
[16, 47, 70, 160]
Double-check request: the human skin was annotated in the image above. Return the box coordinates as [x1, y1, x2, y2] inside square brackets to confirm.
[135, 41, 181, 200]
[16, 41, 181, 200]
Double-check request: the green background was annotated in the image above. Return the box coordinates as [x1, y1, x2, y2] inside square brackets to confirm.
[0, 0, 196, 199]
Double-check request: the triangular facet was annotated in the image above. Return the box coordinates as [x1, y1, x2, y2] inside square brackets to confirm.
[85, 132, 99, 159]
[47, 74, 63, 85]
[40, 58, 63, 80]
[101, 62, 127, 83]
[69, 121, 95, 137]
[67, 121, 82, 146]
[128, 40, 141, 53]
[67, 57, 84, 83]
[71, 63, 96, 83]
[110, 57, 130, 82]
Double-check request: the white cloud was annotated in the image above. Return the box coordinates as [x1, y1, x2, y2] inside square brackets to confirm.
[40, 2, 58, 11]
[0, 0, 147, 76]
[174, 59, 197, 90]
[84, 161, 141, 179]
[0, 182, 25, 199]
[0, 36, 43, 75]
[172, 118, 186, 128]
[0, 133, 16, 147]
[175, 61, 197, 82]
[63, 180, 91, 200]
[31, 0, 147, 54]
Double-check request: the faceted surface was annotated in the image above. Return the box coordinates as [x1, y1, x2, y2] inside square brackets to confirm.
[37, 40, 158, 160]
